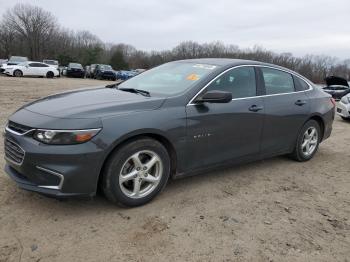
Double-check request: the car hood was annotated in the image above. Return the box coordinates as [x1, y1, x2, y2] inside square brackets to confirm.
[22, 87, 166, 119]
[325, 76, 349, 87]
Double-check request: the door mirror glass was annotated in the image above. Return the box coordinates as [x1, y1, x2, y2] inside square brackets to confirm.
[196, 90, 232, 103]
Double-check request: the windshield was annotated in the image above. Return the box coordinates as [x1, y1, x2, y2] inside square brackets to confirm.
[69, 63, 83, 68]
[118, 62, 218, 95]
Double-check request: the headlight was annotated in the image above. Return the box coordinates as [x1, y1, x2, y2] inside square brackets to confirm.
[33, 128, 101, 145]
[340, 96, 350, 104]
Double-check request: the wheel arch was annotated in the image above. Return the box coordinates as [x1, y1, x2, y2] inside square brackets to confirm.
[13, 69, 23, 77]
[96, 130, 178, 192]
[306, 114, 325, 141]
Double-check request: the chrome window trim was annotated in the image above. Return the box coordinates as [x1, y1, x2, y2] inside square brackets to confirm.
[36, 166, 64, 190]
[187, 64, 313, 106]
[4, 138, 25, 166]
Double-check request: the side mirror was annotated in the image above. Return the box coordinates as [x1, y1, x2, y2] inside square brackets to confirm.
[196, 90, 232, 103]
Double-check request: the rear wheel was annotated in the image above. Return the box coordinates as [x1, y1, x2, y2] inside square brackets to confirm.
[46, 71, 54, 78]
[13, 70, 23, 77]
[290, 120, 321, 162]
[102, 138, 170, 207]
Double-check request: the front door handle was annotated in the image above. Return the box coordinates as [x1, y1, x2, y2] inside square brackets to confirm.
[248, 105, 264, 112]
[295, 100, 307, 106]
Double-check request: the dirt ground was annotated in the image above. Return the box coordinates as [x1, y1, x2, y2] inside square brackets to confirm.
[0, 76, 349, 262]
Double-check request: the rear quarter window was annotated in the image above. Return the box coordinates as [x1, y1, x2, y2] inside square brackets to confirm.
[293, 76, 310, 91]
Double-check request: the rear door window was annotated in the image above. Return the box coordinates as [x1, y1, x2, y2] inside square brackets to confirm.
[261, 68, 295, 95]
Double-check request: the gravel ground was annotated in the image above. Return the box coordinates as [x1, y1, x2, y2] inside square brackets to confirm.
[0, 76, 349, 262]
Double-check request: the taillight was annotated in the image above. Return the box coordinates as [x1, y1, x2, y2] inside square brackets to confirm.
[330, 98, 336, 107]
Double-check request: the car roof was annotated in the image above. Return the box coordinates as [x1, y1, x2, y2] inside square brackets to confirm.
[172, 58, 310, 82]
[173, 58, 269, 66]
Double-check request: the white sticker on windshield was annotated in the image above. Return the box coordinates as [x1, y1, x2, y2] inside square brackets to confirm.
[193, 64, 217, 70]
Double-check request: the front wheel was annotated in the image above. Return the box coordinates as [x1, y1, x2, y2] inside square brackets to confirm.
[290, 120, 321, 162]
[102, 138, 171, 207]
[13, 70, 23, 77]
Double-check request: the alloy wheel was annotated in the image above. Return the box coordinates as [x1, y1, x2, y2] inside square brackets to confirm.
[301, 127, 318, 156]
[119, 150, 163, 199]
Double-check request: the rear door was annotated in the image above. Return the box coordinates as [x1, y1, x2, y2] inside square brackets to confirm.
[258, 67, 310, 156]
[37, 63, 50, 76]
[185, 66, 265, 170]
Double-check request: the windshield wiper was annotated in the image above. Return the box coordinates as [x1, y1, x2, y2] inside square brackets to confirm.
[118, 88, 150, 97]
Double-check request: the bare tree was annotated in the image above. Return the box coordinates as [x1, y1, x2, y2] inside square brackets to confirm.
[3, 3, 57, 60]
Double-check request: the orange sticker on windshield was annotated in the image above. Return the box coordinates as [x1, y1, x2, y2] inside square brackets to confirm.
[187, 74, 199, 81]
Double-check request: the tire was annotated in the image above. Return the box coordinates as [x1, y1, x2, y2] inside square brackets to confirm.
[46, 71, 54, 78]
[13, 70, 23, 77]
[341, 116, 350, 121]
[102, 138, 171, 207]
[289, 120, 321, 162]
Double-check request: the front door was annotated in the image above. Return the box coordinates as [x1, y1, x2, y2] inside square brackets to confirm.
[185, 66, 264, 170]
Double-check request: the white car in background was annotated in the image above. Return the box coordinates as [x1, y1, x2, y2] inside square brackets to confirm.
[3, 61, 59, 78]
[337, 94, 350, 120]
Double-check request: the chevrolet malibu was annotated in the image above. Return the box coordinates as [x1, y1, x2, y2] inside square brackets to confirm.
[4, 59, 335, 207]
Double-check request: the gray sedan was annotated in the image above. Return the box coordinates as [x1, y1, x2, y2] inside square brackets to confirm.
[4, 59, 335, 207]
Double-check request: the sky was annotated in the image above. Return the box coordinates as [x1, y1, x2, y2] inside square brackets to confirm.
[0, 0, 349, 59]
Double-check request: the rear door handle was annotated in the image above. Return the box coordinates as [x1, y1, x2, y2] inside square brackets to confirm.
[295, 100, 307, 106]
[248, 105, 264, 112]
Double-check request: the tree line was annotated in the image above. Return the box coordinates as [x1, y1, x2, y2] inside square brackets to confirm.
[0, 3, 349, 83]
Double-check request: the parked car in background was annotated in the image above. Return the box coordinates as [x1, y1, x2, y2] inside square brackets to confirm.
[116, 70, 138, 80]
[0, 56, 28, 73]
[94, 64, 116, 80]
[3, 61, 59, 78]
[58, 66, 67, 76]
[0, 63, 9, 73]
[89, 64, 98, 78]
[43, 60, 59, 69]
[337, 94, 350, 120]
[85, 65, 91, 78]
[0, 59, 8, 66]
[66, 63, 85, 78]
[322, 76, 350, 100]
[134, 68, 146, 74]
[43, 60, 60, 76]
[7, 56, 29, 65]
[3, 59, 335, 207]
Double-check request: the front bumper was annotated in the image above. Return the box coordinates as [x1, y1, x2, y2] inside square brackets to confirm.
[4, 129, 105, 198]
[336, 101, 350, 118]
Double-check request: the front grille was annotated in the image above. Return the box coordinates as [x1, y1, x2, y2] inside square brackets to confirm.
[7, 121, 32, 134]
[4, 138, 25, 165]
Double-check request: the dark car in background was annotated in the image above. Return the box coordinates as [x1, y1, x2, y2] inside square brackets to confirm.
[116, 70, 138, 80]
[4, 59, 335, 207]
[94, 64, 116, 81]
[322, 76, 350, 100]
[66, 63, 85, 78]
